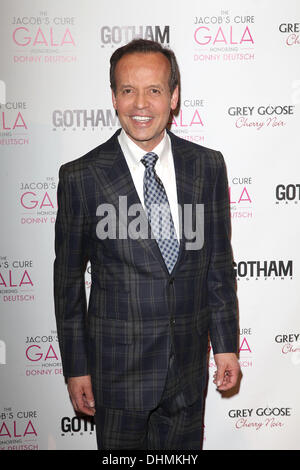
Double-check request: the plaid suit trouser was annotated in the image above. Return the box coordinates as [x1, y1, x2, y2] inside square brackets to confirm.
[94, 346, 204, 450]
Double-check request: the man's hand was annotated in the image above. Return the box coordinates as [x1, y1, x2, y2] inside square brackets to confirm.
[213, 353, 240, 392]
[67, 375, 95, 416]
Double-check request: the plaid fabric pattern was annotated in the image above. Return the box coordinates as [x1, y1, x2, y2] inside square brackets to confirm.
[141, 152, 179, 273]
[54, 129, 238, 411]
[94, 350, 204, 450]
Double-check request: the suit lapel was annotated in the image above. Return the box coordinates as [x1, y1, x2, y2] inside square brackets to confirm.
[88, 132, 168, 271]
[88, 130, 204, 274]
[169, 131, 204, 269]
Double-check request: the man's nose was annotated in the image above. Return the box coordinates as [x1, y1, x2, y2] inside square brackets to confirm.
[134, 91, 149, 109]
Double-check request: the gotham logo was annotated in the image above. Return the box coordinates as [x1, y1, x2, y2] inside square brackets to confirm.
[52, 109, 119, 130]
[100, 25, 170, 47]
[234, 260, 293, 280]
[61, 416, 95, 436]
[275, 184, 300, 204]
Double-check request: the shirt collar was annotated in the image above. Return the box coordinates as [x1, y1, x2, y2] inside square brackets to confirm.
[118, 129, 169, 169]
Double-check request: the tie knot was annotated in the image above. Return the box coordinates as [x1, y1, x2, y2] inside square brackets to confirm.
[141, 152, 158, 169]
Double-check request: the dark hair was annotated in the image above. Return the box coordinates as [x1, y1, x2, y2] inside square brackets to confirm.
[110, 39, 180, 94]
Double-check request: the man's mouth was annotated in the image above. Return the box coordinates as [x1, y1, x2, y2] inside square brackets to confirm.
[131, 116, 153, 122]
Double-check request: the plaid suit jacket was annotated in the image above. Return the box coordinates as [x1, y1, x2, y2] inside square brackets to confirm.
[54, 129, 238, 410]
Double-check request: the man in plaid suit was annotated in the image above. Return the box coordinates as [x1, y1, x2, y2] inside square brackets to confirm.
[54, 39, 240, 449]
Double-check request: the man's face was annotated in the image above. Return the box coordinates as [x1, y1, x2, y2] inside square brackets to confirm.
[112, 52, 179, 152]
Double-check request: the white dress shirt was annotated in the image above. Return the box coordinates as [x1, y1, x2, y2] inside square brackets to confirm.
[118, 129, 179, 239]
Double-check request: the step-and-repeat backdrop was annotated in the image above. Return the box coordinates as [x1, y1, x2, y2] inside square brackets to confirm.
[1, 0, 299, 450]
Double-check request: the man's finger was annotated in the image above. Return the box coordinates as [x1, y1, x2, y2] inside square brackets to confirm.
[216, 365, 226, 388]
[74, 393, 95, 415]
[217, 369, 239, 391]
[83, 387, 95, 409]
[67, 376, 96, 416]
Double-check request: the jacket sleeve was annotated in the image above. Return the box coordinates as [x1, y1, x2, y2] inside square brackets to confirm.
[53, 164, 90, 377]
[207, 151, 239, 354]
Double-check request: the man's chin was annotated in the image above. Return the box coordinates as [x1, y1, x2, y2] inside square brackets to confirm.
[125, 130, 165, 150]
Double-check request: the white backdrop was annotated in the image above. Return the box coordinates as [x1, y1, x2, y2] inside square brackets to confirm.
[0, 0, 299, 450]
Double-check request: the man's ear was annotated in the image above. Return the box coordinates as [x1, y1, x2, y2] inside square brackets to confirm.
[111, 89, 117, 110]
[170, 85, 179, 111]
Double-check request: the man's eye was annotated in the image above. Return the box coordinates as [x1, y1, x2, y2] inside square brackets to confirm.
[123, 89, 132, 94]
[151, 89, 160, 94]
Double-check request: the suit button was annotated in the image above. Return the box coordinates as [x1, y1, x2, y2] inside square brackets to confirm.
[170, 318, 176, 325]
[169, 277, 175, 285]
